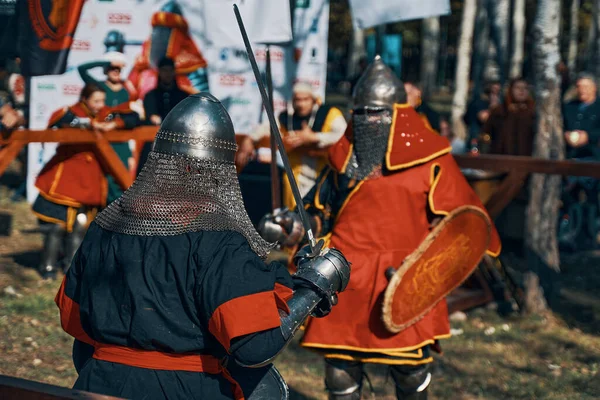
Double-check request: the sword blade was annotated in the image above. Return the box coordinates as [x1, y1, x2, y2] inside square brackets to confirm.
[265, 46, 282, 212]
[234, 4, 320, 254]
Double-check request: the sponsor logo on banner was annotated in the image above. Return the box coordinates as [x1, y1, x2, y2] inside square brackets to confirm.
[36, 83, 56, 91]
[108, 12, 132, 24]
[255, 49, 285, 62]
[230, 98, 252, 106]
[72, 39, 92, 51]
[295, 78, 322, 89]
[63, 84, 82, 96]
[219, 74, 246, 86]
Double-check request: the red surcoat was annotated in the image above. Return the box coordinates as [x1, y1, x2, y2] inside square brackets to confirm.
[301, 104, 500, 363]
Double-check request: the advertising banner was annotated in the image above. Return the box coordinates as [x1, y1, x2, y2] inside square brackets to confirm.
[27, 0, 331, 201]
[348, 0, 450, 30]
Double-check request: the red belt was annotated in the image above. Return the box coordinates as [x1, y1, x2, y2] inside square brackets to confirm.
[93, 343, 244, 400]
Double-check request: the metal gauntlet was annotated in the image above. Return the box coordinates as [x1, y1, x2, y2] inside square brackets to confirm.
[280, 246, 351, 340]
[258, 208, 305, 247]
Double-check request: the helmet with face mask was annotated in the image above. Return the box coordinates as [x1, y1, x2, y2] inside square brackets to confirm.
[345, 56, 406, 180]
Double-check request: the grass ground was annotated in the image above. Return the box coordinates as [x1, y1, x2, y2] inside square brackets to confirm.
[1, 183, 600, 399]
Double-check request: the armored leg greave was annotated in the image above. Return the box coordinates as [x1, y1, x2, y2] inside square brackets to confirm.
[324, 359, 363, 400]
[39, 224, 65, 279]
[63, 212, 88, 272]
[390, 364, 432, 400]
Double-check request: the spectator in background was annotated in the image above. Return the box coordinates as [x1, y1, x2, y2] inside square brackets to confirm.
[463, 81, 501, 144]
[138, 57, 188, 174]
[32, 83, 139, 279]
[404, 80, 441, 132]
[0, 58, 25, 132]
[0, 98, 24, 132]
[440, 117, 466, 154]
[483, 77, 535, 156]
[1, 57, 28, 201]
[561, 73, 600, 251]
[277, 82, 347, 209]
[563, 73, 600, 159]
[78, 52, 140, 204]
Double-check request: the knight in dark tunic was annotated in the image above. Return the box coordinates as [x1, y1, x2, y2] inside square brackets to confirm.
[54, 93, 350, 400]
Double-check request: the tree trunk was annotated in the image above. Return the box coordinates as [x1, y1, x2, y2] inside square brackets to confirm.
[451, 0, 477, 141]
[488, 0, 510, 86]
[567, 0, 580, 76]
[510, 0, 526, 78]
[347, 28, 366, 80]
[420, 17, 440, 98]
[471, 0, 490, 97]
[526, 0, 564, 313]
[595, 0, 600, 80]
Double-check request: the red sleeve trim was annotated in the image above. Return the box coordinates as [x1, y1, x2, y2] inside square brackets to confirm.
[208, 290, 286, 351]
[54, 276, 96, 346]
[274, 283, 293, 310]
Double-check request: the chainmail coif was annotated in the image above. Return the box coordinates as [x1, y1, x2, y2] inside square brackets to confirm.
[344, 109, 392, 180]
[94, 151, 274, 259]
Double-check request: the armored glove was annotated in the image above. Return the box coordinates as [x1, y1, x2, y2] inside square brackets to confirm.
[258, 208, 304, 247]
[292, 245, 351, 318]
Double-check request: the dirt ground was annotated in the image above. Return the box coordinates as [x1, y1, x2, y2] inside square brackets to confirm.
[1, 176, 599, 399]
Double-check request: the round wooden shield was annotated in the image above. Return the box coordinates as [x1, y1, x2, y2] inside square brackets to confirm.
[382, 205, 492, 333]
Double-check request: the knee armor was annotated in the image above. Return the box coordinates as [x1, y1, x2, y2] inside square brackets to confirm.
[390, 363, 432, 400]
[324, 359, 363, 400]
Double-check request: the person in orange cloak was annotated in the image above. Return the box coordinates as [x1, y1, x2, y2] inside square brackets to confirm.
[32, 83, 140, 279]
[128, 1, 209, 101]
[259, 57, 501, 399]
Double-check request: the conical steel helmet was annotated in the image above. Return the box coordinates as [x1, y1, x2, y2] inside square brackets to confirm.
[352, 55, 406, 110]
[152, 92, 238, 163]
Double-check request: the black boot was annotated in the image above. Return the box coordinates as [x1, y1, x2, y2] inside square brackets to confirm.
[39, 224, 65, 279]
[390, 363, 432, 400]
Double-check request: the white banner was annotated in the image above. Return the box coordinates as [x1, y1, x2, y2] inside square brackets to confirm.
[292, 0, 330, 101]
[203, 0, 293, 47]
[348, 0, 451, 30]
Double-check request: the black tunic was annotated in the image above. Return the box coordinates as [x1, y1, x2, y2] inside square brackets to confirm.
[57, 222, 293, 399]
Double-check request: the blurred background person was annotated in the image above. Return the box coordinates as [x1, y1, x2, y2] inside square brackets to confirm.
[561, 73, 600, 251]
[563, 73, 600, 160]
[404, 80, 441, 132]
[31, 83, 139, 279]
[277, 82, 347, 209]
[78, 52, 140, 204]
[440, 117, 466, 154]
[483, 77, 535, 156]
[463, 81, 501, 146]
[138, 57, 188, 174]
